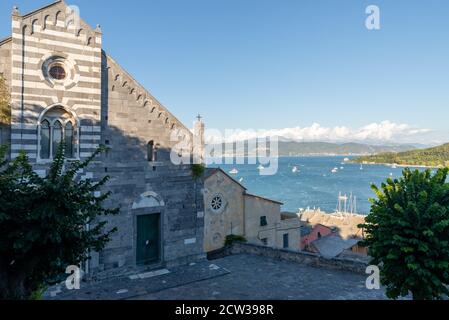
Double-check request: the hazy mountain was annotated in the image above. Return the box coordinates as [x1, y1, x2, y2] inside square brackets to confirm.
[207, 141, 419, 157]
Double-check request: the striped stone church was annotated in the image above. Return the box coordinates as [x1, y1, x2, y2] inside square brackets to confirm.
[0, 1, 206, 274]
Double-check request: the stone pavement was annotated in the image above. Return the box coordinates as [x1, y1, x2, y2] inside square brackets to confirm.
[45, 261, 230, 300]
[46, 254, 392, 300]
[138, 254, 389, 300]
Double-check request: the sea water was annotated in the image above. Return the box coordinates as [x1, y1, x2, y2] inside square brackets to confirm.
[209, 156, 433, 214]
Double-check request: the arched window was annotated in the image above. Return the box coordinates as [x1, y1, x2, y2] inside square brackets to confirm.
[147, 141, 154, 162]
[40, 120, 50, 159]
[65, 122, 74, 158]
[31, 19, 38, 34]
[43, 15, 50, 30]
[55, 11, 61, 25]
[52, 121, 62, 155]
[39, 106, 78, 160]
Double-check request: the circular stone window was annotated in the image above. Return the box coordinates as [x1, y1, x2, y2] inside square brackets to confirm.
[210, 194, 224, 213]
[49, 64, 66, 80]
[40, 54, 78, 89]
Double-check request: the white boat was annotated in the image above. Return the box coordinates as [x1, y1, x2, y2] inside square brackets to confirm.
[239, 178, 244, 182]
[292, 166, 299, 173]
[229, 168, 239, 175]
[257, 165, 265, 171]
[331, 168, 338, 173]
[343, 158, 350, 162]
[392, 164, 397, 169]
[340, 167, 344, 170]
[360, 164, 363, 170]
[336, 192, 357, 214]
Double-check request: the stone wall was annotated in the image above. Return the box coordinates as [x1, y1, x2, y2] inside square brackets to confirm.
[9, 1, 102, 161]
[1, 1, 206, 274]
[209, 242, 369, 275]
[244, 195, 280, 247]
[203, 170, 245, 252]
[276, 218, 301, 251]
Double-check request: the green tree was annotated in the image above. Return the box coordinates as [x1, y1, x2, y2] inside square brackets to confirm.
[0, 143, 119, 300]
[0, 75, 10, 125]
[360, 168, 449, 300]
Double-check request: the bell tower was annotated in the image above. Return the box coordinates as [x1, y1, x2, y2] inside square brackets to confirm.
[193, 114, 205, 165]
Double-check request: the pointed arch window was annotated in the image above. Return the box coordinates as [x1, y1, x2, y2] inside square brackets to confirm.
[38, 106, 79, 161]
[65, 122, 74, 158]
[52, 121, 63, 155]
[40, 120, 51, 159]
[147, 140, 154, 162]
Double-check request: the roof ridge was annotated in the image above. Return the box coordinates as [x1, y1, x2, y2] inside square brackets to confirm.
[204, 167, 247, 190]
[244, 192, 283, 205]
[21, 1, 63, 19]
[0, 36, 12, 46]
[104, 53, 191, 134]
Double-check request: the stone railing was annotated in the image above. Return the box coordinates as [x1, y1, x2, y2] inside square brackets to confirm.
[208, 242, 369, 275]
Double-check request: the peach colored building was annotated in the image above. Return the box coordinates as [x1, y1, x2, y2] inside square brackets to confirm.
[300, 224, 333, 251]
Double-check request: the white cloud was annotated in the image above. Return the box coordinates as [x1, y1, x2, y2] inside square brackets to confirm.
[205, 121, 434, 144]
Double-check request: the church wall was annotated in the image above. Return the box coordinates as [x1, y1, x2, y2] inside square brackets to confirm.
[2, 1, 206, 274]
[9, 1, 102, 161]
[87, 53, 205, 271]
[203, 171, 245, 252]
[0, 39, 12, 82]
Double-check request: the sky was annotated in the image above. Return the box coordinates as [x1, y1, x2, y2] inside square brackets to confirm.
[1, 0, 449, 145]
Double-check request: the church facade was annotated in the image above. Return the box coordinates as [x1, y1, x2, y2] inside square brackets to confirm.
[0, 1, 205, 274]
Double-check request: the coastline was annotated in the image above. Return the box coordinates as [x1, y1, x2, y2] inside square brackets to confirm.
[352, 161, 442, 169]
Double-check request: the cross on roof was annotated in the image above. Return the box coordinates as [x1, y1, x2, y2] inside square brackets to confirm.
[196, 114, 202, 122]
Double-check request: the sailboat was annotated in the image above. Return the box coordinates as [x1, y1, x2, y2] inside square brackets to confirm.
[336, 192, 357, 214]
[360, 164, 364, 170]
[292, 166, 299, 173]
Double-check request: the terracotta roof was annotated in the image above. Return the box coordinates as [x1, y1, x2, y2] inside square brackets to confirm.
[300, 210, 366, 239]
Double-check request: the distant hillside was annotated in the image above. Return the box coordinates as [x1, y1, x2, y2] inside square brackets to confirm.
[207, 141, 418, 157]
[355, 143, 449, 167]
[277, 142, 416, 156]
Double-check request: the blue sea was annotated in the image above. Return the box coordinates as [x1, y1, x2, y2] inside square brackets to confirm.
[209, 156, 433, 215]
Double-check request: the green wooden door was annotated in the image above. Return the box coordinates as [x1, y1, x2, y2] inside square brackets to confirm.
[136, 214, 160, 265]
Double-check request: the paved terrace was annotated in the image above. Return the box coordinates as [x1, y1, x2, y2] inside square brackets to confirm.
[46, 254, 388, 300]
[137, 254, 387, 300]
